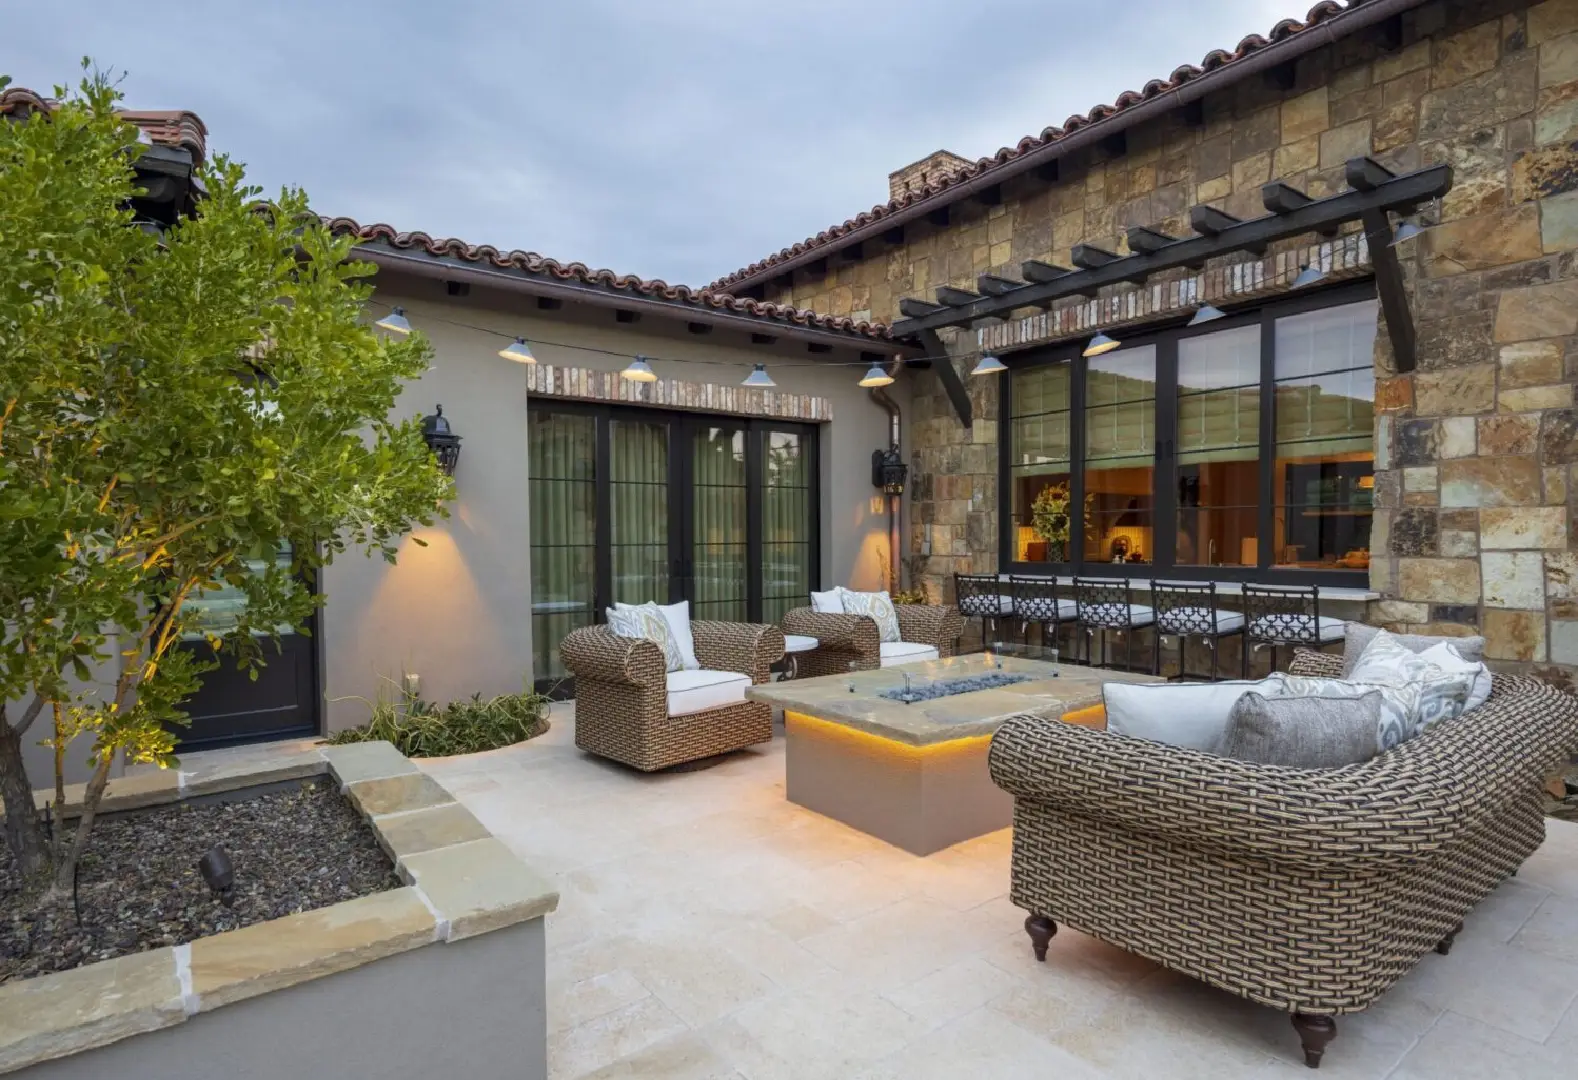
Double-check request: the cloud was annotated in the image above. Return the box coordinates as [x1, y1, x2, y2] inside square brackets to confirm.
[6, 0, 1314, 288]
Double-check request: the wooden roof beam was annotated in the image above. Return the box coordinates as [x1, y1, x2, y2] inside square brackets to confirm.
[1071, 243, 1121, 270]
[1125, 226, 1180, 255]
[935, 285, 982, 306]
[976, 273, 1024, 296]
[1021, 259, 1073, 283]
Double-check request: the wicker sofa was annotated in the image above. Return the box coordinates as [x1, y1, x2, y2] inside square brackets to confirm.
[988, 649, 1578, 1069]
[560, 621, 784, 771]
[779, 603, 964, 679]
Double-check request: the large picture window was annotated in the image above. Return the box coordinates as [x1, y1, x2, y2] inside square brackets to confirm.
[999, 286, 1378, 584]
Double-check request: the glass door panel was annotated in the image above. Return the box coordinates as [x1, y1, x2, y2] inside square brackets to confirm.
[691, 425, 747, 621]
[1176, 325, 1261, 567]
[1084, 345, 1157, 565]
[529, 412, 597, 683]
[610, 419, 670, 606]
[761, 431, 811, 625]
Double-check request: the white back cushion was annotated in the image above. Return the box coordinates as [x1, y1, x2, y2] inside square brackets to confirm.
[1104, 678, 1285, 752]
[810, 589, 844, 614]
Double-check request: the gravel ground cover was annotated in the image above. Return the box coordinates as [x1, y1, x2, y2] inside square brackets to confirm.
[0, 778, 398, 983]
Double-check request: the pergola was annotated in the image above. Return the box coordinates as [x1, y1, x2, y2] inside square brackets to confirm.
[890, 155, 1455, 428]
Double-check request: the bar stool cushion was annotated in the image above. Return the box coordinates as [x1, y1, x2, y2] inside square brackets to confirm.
[1086, 604, 1155, 629]
[1103, 676, 1283, 751]
[879, 641, 940, 667]
[959, 594, 1014, 617]
[1248, 614, 1344, 644]
[1157, 607, 1245, 634]
[1018, 597, 1079, 622]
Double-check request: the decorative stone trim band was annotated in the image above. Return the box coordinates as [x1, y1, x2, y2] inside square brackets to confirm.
[525, 363, 834, 421]
[976, 233, 1372, 354]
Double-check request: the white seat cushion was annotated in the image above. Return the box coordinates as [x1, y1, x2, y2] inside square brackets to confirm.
[783, 634, 819, 653]
[665, 669, 751, 717]
[959, 594, 1013, 617]
[1249, 615, 1345, 643]
[879, 641, 940, 667]
[1157, 607, 1246, 634]
[1083, 604, 1155, 628]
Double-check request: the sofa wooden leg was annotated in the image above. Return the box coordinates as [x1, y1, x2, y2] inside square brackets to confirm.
[1436, 921, 1464, 955]
[1292, 1013, 1336, 1069]
[1024, 914, 1057, 961]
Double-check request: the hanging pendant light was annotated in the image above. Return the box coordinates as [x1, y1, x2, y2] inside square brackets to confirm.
[1187, 303, 1227, 327]
[375, 306, 412, 334]
[1292, 264, 1326, 289]
[742, 363, 776, 388]
[621, 355, 657, 382]
[970, 355, 1007, 376]
[859, 362, 895, 387]
[1390, 218, 1423, 245]
[498, 337, 536, 363]
[1083, 331, 1121, 358]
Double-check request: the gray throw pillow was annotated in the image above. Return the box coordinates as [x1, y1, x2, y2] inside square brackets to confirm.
[1341, 623, 1485, 677]
[1215, 690, 1383, 769]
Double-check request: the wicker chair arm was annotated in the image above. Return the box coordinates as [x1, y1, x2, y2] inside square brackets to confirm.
[895, 604, 964, 648]
[989, 681, 1578, 867]
[692, 621, 784, 684]
[781, 608, 880, 653]
[1287, 648, 1343, 677]
[560, 626, 667, 688]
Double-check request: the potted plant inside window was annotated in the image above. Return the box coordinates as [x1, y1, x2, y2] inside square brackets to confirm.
[1030, 484, 1072, 563]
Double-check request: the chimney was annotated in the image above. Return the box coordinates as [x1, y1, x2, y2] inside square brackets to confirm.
[887, 149, 971, 202]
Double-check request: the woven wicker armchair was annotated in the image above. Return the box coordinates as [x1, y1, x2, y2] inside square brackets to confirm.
[988, 649, 1578, 1069]
[780, 604, 964, 678]
[560, 620, 784, 771]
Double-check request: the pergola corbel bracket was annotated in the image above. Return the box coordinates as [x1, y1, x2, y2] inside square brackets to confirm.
[917, 327, 973, 430]
[891, 156, 1452, 374]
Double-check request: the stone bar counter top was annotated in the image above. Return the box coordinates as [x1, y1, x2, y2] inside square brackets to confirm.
[0, 740, 558, 1075]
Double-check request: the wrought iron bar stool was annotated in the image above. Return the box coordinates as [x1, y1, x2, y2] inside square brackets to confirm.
[1072, 577, 1156, 672]
[954, 572, 1013, 652]
[1008, 575, 1077, 658]
[1150, 580, 1245, 681]
[1240, 583, 1344, 678]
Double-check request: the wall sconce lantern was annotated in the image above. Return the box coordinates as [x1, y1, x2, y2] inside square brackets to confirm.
[421, 405, 463, 476]
[872, 447, 908, 496]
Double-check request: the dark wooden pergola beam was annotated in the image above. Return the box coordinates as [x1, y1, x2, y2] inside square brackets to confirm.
[935, 285, 982, 306]
[890, 158, 1454, 375]
[899, 297, 947, 318]
[1021, 260, 1073, 283]
[916, 328, 973, 430]
[1125, 226, 1179, 255]
[1071, 243, 1122, 270]
[977, 273, 1023, 296]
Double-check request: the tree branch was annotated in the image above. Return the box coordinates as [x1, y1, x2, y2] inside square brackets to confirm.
[12, 694, 45, 737]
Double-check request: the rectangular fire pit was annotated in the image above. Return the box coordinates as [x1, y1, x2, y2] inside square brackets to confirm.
[748, 654, 1162, 855]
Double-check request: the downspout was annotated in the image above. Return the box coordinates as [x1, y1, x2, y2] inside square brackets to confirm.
[868, 362, 903, 594]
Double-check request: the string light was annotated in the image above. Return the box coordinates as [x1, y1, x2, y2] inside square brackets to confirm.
[1187, 303, 1227, 326]
[1291, 264, 1327, 288]
[498, 337, 536, 363]
[374, 306, 411, 334]
[621, 356, 657, 382]
[859, 363, 896, 387]
[970, 355, 1007, 376]
[1083, 331, 1121, 357]
[741, 363, 776, 388]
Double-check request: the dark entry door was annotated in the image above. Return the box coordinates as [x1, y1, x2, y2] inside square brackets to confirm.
[175, 546, 320, 749]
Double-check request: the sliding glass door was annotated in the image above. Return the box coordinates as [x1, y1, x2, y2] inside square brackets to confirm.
[528, 402, 818, 691]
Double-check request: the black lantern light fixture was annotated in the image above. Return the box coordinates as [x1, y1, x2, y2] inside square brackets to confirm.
[872, 447, 908, 496]
[421, 404, 463, 476]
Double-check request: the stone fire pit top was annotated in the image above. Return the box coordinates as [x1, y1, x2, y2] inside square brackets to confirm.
[748, 653, 1163, 745]
[0, 740, 558, 1075]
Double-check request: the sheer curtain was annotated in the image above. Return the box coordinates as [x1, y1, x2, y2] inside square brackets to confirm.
[529, 413, 596, 682]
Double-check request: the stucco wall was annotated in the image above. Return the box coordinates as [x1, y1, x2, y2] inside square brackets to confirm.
[319, 273, 906, 730]
[18, 917, 547, 1080]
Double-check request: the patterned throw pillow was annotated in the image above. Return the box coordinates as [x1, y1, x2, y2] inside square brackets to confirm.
[840, 589, 902, 643]
[605, 602, 682, 672]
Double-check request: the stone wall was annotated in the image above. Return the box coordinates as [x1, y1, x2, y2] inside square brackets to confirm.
[762, 0, 1578, 683]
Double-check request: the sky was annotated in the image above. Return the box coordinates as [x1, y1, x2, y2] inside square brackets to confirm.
[7, 0, 1314, 289]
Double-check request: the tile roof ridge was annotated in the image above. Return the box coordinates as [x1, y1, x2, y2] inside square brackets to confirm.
[1, 85, 209, 163]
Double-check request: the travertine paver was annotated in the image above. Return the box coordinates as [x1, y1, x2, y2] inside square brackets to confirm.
[420, 703, 1578, 1080]
[321, 739, 421, 785]
[344, 771, 455, 817]
[401, 836, 561, 941]
[0, 949, 184, 1073]
[373, 801, 492, 859]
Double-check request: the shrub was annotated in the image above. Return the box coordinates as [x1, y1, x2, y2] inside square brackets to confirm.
[326, 681, 549, 757]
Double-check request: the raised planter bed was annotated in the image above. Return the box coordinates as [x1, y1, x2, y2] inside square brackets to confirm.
[0, 741, 556, 1078]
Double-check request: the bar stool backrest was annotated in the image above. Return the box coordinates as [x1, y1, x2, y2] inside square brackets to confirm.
[1151, 580, 1220, 635]
[1008, 575, 1062, 623]
[953, 573, 1003, 617]
[1242, 583, 1322, 645]
[1073, 577, 1136, 629]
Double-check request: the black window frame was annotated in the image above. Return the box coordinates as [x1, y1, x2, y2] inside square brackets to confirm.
[997, 279, 1377, 589]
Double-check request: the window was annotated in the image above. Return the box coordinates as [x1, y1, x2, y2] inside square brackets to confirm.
[1009, 363, 1072, 562]
[1085, 346, 1156, 565]
[1273, 301, 1377, 571]
[1176, 325, 1261, 567]
[999, 286, 1378, 582]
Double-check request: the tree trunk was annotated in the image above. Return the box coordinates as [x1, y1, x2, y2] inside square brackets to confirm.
[55, 754, 112, 892]
[0, 709, 47, 880]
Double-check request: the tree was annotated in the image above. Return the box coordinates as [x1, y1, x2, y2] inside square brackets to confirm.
[0, 70, 451, 893]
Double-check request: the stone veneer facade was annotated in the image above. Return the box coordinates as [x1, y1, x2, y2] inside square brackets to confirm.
[761, 0, 1578, 685]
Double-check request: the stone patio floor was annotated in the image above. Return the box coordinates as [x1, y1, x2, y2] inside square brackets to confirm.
[396, 703, 1578, 1080]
